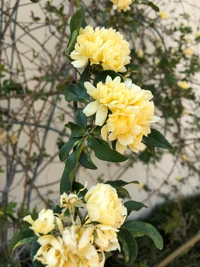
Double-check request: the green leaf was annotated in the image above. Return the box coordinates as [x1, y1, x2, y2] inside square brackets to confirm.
[65, 83, 88, 103]
[67, 29, 78, 55]
[94, 71, 123, 86]
[148, 1, 160, 12]
[122, 221, 163, 250]
[105, 180, 139, 187]
[118, 228, 138, 264]
[79, 146, 97, 170]
[59, 137, 80, 162]
[60, 142, 84, 194]
[9, 229, 34, 259]
[75, 109, 87, 129]
[115, 187, 130, 199]
[65, 122, 86, 137]
[88, 136, 127, 163]
[67, 6, 85, 53]
[70, 6, 85, 34]
[126, 63, 140, 72]
[143, 129, 172, 150]
[124, 200, 147, 216]
[5, 202, 17, 215]
[31, 236, 44, 267]
[30, 0, 40, 3]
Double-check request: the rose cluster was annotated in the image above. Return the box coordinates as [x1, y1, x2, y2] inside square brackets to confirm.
[83, 76, 160, 154]
[70, 26, 130, 72]
[23, 184, 127, 267]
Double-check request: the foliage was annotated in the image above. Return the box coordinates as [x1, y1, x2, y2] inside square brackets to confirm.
[134, 194, 200, 266]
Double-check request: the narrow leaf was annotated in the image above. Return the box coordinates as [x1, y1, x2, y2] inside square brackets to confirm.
[105, 180, 139, 187]
[70, 6, 85, 33]
[59, 137, 79, 162]
[122, 221, 163, 250]
[60, 142, 84, 194]
[88, 136, 127, 163]
[79, 147, 97, 170]
[124, 200, 147, 216]
[65, 122, 85, 137]
[75, 109, 87, 129]
[67, 29, 78, 54]
[67, 6, 85, 53]
[148, 1, 160, 12]
[118, 228, 138, 264]
[9, 229, 34, 259]
[143, 129, 172, 149]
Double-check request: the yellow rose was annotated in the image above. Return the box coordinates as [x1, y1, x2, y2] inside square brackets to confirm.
[85, 183, 127, 228]
[83, 76, 132, 126]
[70, 26, 130, 72]
[23, 209, 55, 236]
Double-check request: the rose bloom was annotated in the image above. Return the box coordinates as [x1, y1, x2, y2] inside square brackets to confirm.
[83, 76, 159, 154]
[83, 76, 134, 126]
[111, 0, 132, 12]
[85, 183, 127, 228]
[23, 209, 55, 236]
[70, 26, 130, 72]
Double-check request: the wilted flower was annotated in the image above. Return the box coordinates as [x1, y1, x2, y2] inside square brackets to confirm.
[177, 81, 189, 90]
[159, 11, 168, 19]
[35, 225, 105, 267]
[70, 26, 130, 72]
[85, 183, 127, 228]
[23, 209, 55, 236]
[60, 192, 84, 210]
[94, 224, 120, 252]
[111, 0, 132, 12]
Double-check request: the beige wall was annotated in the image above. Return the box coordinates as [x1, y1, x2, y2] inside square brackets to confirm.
[1, 0, 200, 215]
